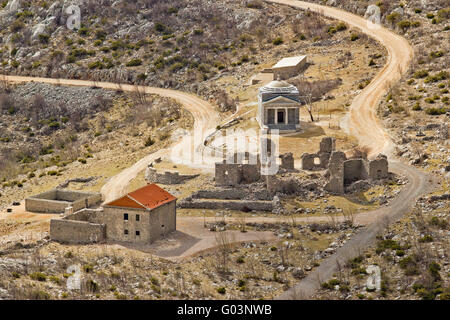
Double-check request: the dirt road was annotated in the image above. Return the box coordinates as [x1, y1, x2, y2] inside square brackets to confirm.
[265, 1, 433, 299]
[268, 0, 413, 158]
[0, 75, 219, 202]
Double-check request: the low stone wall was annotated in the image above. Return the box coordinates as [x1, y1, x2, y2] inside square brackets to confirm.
[192, 189, 272, 201]
[145, 167, 199, 185]
[50, 219, 106, 244]
[25, 198, 70, 214]
[178, 199, 273, 212]
[25, 189, 102, 214]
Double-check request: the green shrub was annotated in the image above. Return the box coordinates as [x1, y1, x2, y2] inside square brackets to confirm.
[272, 37, 283, 45]
[83, 265, 93, 273]
[425, 107, 447, 115]
[217, 287, 226, 294]
[126, 58, 142, 67]
[397, 20, 411, 31]
[413, 70, 429, 78]
[30, 272, 47, 282]
[350, 33, 359, 41]
[38, 34, 50, 44]
[419, 235, 433, 243]
[144, 136, 155, 147]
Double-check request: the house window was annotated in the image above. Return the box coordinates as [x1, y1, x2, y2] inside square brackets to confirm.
[136, 231, 140, 236]
[136, 214, 140, 222]
[124, 229, 129, 235]
[124, 213, 128, 221]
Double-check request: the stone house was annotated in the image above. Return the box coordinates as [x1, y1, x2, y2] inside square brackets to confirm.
[50, 184, 177, 244]
[102, 184, 177, 243]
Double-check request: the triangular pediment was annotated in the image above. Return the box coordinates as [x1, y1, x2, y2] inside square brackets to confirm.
[262, 95, 300, 105]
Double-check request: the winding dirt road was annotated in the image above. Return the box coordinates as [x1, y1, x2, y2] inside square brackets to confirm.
[265, 1, 434, 299]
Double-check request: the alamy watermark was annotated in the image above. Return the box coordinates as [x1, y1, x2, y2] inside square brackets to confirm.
[66, 5, 81, 30]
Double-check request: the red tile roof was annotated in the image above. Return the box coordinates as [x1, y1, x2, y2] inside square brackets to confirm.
[105, 184, 176, 211]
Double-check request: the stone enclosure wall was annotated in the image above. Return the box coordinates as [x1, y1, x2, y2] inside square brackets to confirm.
[50, 219, 105, 244]
[179, 199, 273, 212]
[25, 189, 102, 214]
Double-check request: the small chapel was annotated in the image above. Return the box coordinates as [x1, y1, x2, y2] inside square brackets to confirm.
[257, 78, 302, 132]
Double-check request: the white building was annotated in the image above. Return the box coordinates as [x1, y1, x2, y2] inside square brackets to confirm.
[272, 55, 307, 80]
[257, 79, 301, 132]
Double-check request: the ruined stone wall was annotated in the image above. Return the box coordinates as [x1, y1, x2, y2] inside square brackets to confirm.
[215, 163, 242, 186]
[343, 159, 368, 185]
[50, 219, 106, 244]
[145, 167, 199, 185]
[179, 199, 273, 212]
[266, 175, 299, 195]
[280, 153, 294, 170]
[192, 189, 272, 201]
[325, 151, 347, 194]
[301, 137, 336, 170]
[241, 164, 261, 183]
[368, 155, 389, 180]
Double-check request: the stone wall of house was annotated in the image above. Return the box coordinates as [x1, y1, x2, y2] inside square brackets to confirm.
[273, 59, 307, 80]
[50, 219, 106, 244]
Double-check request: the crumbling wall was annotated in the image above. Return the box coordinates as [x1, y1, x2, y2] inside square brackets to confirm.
[145, 167, 199, 185]
[215, 163, 242, 186]
[241, 164, 261, 183]
[368, 154, 389, 180]
[178, 199, 273, 212]
[215, 162, 260, 186]
[280, 153, 295, 170]
[266, 175, 300, 195]
[301, 153, 316, 170]
[50, 219, 106, 244]
[192, 189, 272, 201]
[325, 151, 347, 194]
[343, 159, 368, 185]
[301, 137, 336, 170]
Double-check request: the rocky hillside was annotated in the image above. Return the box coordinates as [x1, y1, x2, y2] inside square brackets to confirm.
[0, 0, 326, 93]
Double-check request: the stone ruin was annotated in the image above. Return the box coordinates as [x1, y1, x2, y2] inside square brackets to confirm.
[301, 136, 336, 170]
[300, 137, 389, 194]
[214, 151, 296, 187]
[145, 166, 199, 185]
